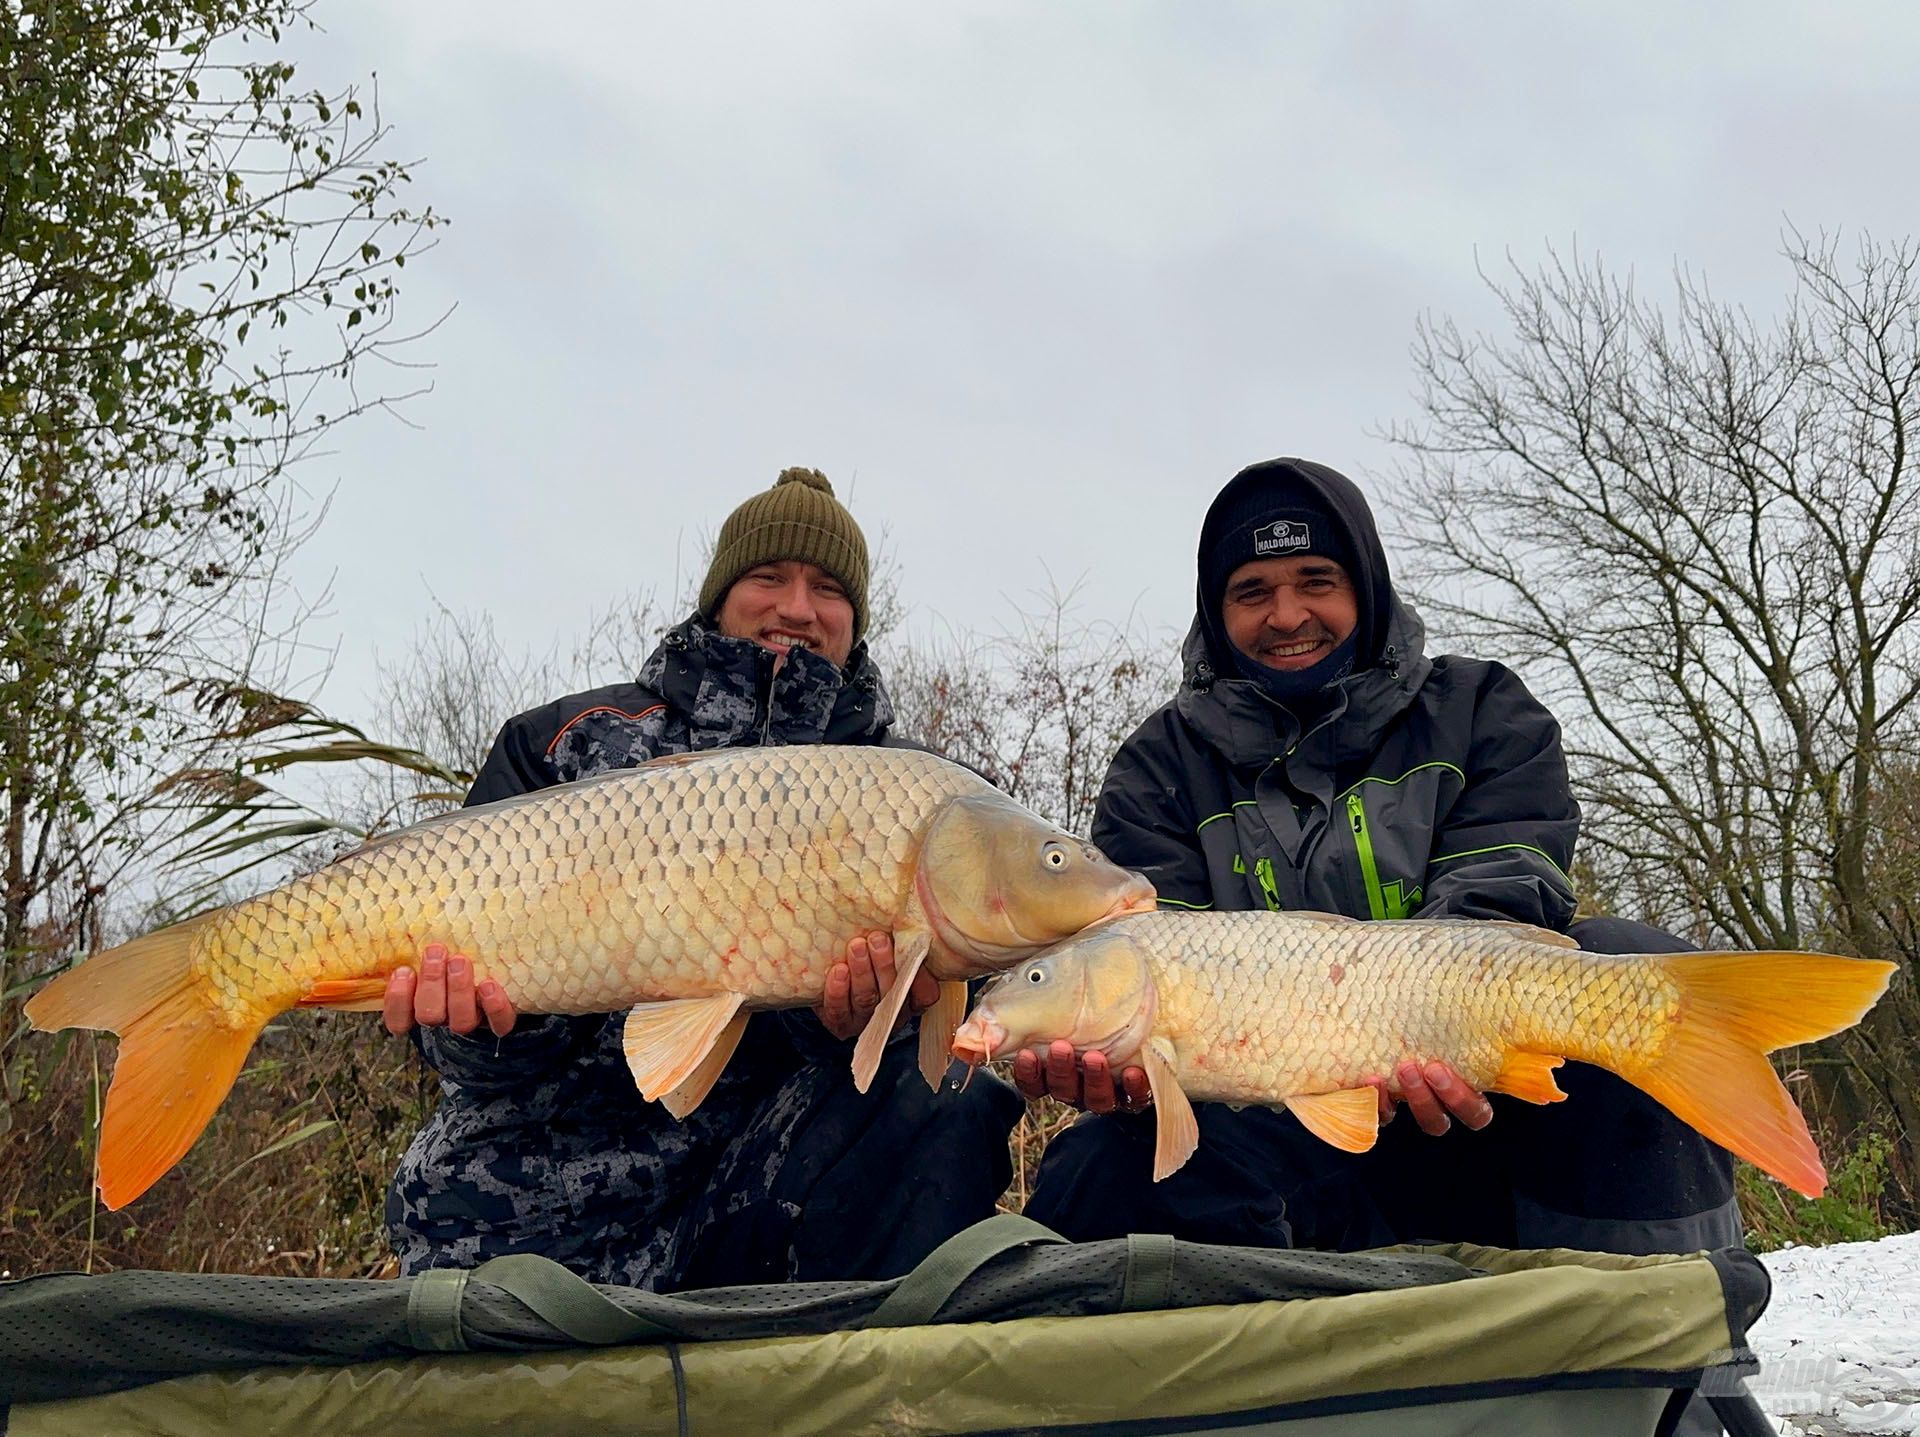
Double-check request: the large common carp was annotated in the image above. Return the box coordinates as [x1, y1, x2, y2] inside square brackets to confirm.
[28, 745, 1156, 1210]
[952, 910, 1896, 1196]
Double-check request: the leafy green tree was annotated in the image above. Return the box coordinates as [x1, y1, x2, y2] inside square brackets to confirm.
[0, 0, 440, 1114]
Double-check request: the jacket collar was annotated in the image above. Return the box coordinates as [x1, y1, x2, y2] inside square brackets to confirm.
[1175, 599, 1432, 769]
[639, 614, 895, 746]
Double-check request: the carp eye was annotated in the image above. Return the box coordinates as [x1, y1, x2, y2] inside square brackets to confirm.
[1043, 843, 1069, 870]
[1026, 967, 1048, 984]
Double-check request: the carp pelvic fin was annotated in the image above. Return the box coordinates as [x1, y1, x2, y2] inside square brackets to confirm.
[24, 911, 261, 1211]
[1285, 1088, 1380, 1153]
[658, 1011, 750, 1120]
[918, 981, 971, 1092]
[1491, 1049, 1568, 1104]
[851, 925, 931, 1094]
[296, 977, 391, 1012]
[1620, 951, 1897, 1198]
[622, 994, 747, 1103]
[1141, 1039, 1198, 1182]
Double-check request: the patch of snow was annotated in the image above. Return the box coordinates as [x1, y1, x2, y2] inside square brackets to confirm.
[1747, 1232, 1920, 1437]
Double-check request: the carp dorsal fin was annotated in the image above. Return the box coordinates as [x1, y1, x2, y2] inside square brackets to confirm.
[1284, 910, 1360, 924]
[622, 993, 747, 1103]
[1413, 917, 1582, 949]
[627, 749, 725, 770]
[332, 749, 758, 862]
[1141, 1038, 1199, 1182]
[1285, 1088, 1381, 1152]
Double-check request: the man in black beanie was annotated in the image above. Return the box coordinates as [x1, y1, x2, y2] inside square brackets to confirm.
[1023, 458, 1744, 1277]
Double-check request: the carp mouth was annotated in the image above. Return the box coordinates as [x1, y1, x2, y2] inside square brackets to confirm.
[950, 1015, 1006, 1067]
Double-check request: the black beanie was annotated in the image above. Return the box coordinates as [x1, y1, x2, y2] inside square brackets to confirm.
[1199, 487, 1359, 618]
[1195, 458, 1391, 676]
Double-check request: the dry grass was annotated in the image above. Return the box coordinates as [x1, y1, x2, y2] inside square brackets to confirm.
[1, 1015, 1094, 1279]
[1001, 1099, 1080, 1214]
[5, 1014, 1909, 1278]
[0, 1015, 434, 1278]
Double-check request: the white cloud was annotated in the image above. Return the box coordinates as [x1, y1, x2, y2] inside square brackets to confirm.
[277, 0, 1920, 722]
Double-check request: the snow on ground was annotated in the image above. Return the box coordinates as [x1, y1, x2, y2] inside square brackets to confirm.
[1748, 1232, 1920, 1436]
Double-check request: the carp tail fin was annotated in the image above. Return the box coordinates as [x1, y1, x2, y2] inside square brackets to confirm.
[26, 913, 260, 1211]
[1628, 951, 1896, 1199]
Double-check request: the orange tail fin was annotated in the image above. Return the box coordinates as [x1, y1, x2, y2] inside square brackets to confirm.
[25, 914, 263, 1210]
[1621, 951, 1896, 1199]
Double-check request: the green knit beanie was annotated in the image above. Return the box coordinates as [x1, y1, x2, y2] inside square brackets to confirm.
[699, 468, 872, 641]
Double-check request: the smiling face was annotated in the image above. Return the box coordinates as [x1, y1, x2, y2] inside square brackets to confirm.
[1220, 556, 1359, 672]
[714, 559, 856, 669]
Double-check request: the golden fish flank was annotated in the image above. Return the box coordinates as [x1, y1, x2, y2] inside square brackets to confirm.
[27, 743, 1157, 1210]
[953, 910, 1895, 1197]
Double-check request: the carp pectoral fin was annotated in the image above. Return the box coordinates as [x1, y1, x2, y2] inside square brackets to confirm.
[851, 926, 931, 1095]
[296, 977, 391, 1012]
[1492, 1049, 1568, 1104]
[1285, 1088, 1380, 1153]
[1141, 1040, 1198, 1182]
[658, 1011, 750, 1120]
[917, 981, 971, 1092]
[622, 994, 747, 1103]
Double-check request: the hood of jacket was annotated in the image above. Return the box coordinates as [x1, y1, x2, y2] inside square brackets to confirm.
[1180, 458, 1433, 766]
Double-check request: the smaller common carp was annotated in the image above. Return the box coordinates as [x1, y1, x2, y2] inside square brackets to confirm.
[952, 910, 1896, 1195]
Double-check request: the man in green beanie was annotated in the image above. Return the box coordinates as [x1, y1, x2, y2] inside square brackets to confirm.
[696, 466, 870, 670]
[381, 468, 1025, 1291]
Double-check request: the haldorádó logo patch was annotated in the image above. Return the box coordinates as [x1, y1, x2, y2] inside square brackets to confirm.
[1252, 519, 1310, 556]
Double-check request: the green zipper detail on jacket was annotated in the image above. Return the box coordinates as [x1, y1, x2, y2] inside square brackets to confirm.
[1252, 856, 1282, 912]
[1347, 792, 1389, 921]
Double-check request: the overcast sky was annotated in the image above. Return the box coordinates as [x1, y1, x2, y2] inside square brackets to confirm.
[278, 1, 1920, 725]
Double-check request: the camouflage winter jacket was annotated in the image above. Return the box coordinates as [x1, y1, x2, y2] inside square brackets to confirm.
[385, 614, 910, 1284]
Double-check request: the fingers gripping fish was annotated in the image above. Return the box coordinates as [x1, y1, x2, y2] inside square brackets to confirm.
[27, 745, 1156, 1210]
[952, 910, 1896, 1197]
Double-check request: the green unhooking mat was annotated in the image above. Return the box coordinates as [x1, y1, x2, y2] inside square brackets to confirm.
[0, 1215, 1773, 1436]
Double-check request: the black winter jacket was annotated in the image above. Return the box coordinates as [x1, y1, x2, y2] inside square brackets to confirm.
[1093, 461, 1579, 929]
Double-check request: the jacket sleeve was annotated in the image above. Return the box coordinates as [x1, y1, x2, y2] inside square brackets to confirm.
[464, 708, 557, 805]
[1089, 716, 1213, 911]
[415, 708, 593, 1087]
[1414, 664, 1579, 930]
